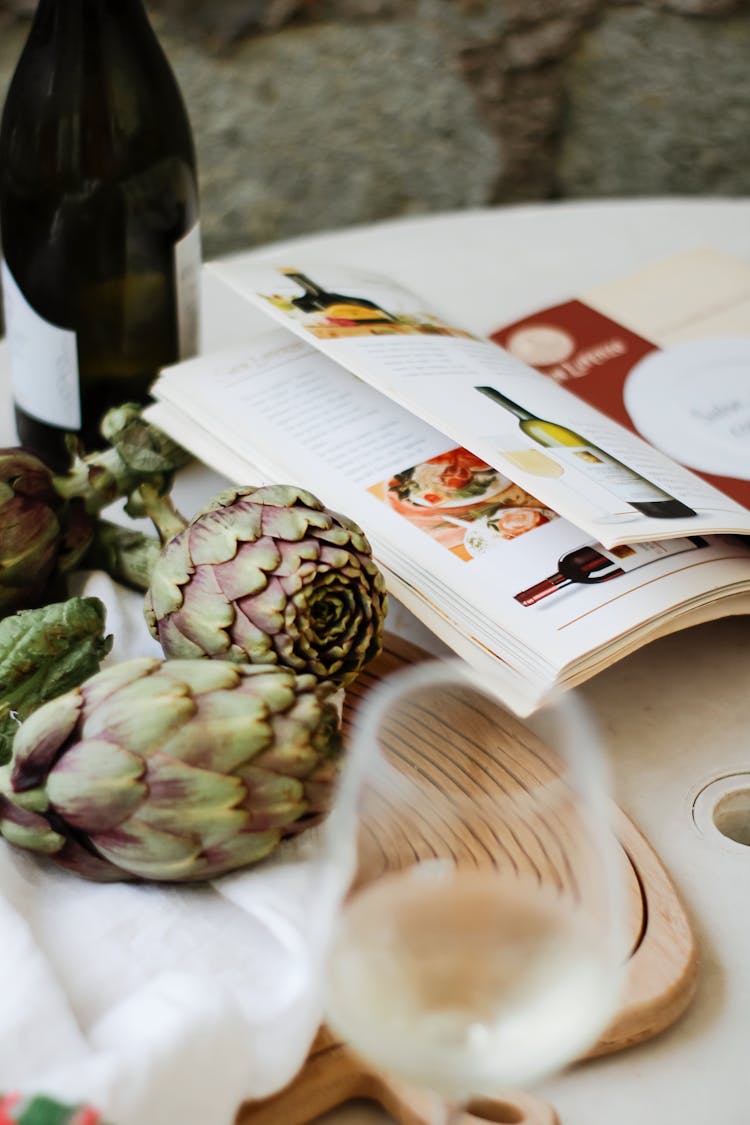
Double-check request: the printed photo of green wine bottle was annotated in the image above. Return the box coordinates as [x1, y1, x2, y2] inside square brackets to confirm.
[259, 266, 475, 342]
[475, 386, 696, 520]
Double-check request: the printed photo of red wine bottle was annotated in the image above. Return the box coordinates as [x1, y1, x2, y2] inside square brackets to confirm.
[515, 536, 708, 606]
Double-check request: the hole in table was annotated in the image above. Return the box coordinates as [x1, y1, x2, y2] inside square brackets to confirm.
[692, 771, 750, 851]
[465, 1098, 524, 1123]
[712, 787, 750, 846]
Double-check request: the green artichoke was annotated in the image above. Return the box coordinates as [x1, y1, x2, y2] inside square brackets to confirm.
[0, 657, 342, 882]
[144, 484, 387, 686]
[0, 597, 113, 765]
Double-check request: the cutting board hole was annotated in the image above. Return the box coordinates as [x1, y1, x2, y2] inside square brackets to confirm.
[465, 1098, 524, 1123]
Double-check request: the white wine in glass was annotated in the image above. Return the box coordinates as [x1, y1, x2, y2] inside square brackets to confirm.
[323, 660, 626, 1124]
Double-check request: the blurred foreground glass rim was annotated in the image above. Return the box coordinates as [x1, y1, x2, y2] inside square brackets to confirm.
[327, 654, 626, 959]
[338, 655, 615, 812]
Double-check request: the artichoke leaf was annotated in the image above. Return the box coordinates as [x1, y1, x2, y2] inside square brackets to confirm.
[157, 659, 241, 695]
[157, 701, 272, 771]
[171, 566, 236, 653]
[92, 818, 205, 880]
[226, 605, 276, 664]
[145, 532, 193, 619]
[82, 674, 196, 753]
[273, 538, 321, 578]
[188, 503, 262, 565]
[154, 616, 207, 660]
[11, 690, 83, 790]
[46, 738, 147, 831]
[240, 576, 288, 635]
[236, 765, 307, 829]
[80, 655, 161, 713]
[247, 483, 321, 511]
[0, 794, 64, 854]
[136, 799, 249, 849]
[196, 830, 282, 880]
[213, 538, 280, 600]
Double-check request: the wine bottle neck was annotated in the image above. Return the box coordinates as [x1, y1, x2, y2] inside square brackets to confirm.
[514, 571, 570, 606]
[282, 271, 321, 297]
[475, 386, 534, 421]
[29, 0, 152, 48]
[33, 0, 148, 19]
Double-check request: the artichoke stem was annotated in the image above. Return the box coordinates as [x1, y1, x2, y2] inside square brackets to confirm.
[52, 448, 143, 516]
[51, 404, 191, 516]
[83, 520, 163, 591]
[136, 484, 189, 545]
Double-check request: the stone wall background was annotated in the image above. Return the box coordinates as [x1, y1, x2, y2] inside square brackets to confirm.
[0, 0, 748, 260]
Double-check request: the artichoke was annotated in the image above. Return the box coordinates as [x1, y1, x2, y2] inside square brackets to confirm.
[0, 406, 189, 613]
[144, 484, 387, 686]
[0, 657, 342, 882]
[0, 597, 112, 765]
[0, 448, 92, 614]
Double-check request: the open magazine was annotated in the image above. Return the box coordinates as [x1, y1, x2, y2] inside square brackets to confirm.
[146, 248, 750, 714]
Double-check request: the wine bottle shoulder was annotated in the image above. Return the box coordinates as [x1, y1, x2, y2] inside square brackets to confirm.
[520, 418, 587, 448]
[0, 11, 196, 188]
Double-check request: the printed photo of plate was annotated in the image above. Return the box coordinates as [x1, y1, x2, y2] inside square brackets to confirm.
[462, 507, 555, 557]
[389, 449, 513, 511]
[623, 337, 750, 481]
[409, 478, 510, 509]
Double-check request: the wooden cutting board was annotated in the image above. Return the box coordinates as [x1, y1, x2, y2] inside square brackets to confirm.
[238, 636, 698, 1125]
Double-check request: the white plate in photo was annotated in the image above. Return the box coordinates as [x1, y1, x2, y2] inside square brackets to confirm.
[623, 337, 750, 481]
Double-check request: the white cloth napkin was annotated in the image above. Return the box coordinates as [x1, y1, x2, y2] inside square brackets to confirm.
[0, 573, 338, 1125]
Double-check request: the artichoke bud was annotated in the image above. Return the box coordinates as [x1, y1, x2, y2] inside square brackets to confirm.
[0, 657, 343, 883]
[144, 484, 388, 686]
[100, 402, 192, 478]
[0, 448, 66, 614]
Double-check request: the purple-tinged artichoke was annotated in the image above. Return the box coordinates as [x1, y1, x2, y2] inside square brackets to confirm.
[0, 406, 189, 613]
[0, 448, 92, 614]
[144, 485, 387, 687]
[0, 658, 341, 882]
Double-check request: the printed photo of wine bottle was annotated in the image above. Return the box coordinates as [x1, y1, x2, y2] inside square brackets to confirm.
[515, 536, 709, 606]
[281, 270, 398, 325]
[475, 386, 696, 520]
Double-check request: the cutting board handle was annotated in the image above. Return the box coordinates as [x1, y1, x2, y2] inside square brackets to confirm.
[237, 1042, 558, 1125]
[370, 1072, 559, 1125]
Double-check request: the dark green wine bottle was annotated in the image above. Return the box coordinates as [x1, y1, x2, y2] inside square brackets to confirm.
[0, 0, 201, 469]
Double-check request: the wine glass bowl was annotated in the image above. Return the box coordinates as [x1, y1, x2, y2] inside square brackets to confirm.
[323, 660, 626, 1119]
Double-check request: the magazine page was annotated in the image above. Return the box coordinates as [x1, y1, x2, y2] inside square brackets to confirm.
[206, 259, 750, 550]
[149, 329, 750, 709]
[491, 248, 750, 512]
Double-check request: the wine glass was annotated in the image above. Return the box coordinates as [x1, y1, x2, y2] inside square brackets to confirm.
[320, 658, 626, 1125]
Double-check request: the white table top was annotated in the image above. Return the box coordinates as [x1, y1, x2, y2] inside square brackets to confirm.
[3, 197, 750, 1125]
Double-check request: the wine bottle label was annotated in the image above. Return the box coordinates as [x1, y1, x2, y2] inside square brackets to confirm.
[599, 538, 704, 572]
[549, 445, 668, 502]
[1, 257, 81, 429]
[174, 221, 201, 358]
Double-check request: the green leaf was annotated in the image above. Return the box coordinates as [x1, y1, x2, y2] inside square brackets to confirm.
[0, 598, 112, 765]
